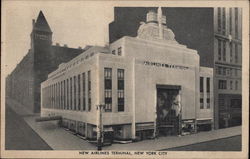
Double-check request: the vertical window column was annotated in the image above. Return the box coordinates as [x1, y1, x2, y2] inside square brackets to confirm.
[222, 41, 226, 61]
[67, 79, 69, 110]
[235, 44, 238, 63]
[235, 8, 238, 39]
[117, 69, 125, 112]
[70, 78, 72, 110]
[218, 7, 221, 32]
[78, 74, 81, 111]
[82, 73, 86, 111]
[74, 76, 76, 110]
[218, 39, 222, 61]
[222, 8, 226, 35]
[88, 71, 91, 111]
[206, 78, 210, 109]
[104, 68, 112, 112]
[200, 77, 204, 109]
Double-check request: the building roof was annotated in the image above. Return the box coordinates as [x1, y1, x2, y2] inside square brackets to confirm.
[34, 11, 52, 33]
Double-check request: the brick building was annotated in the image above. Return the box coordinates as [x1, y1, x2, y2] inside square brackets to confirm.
[6, 11, 87, 113]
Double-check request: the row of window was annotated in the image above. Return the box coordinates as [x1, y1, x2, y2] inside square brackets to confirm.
[200, 77, 210, 93]
[216, 66, 240, 77]
[50, 52, 95, 79]
[104, 68, 125, 112]
[111, 47, 122, 56]
[218, 40, 239, 63]
[218, 80, 239, 90]
[200, 77, 211, 109]
[42, 71, 91, 111]
[217, 7, 239, 38]
[42, 68, 126, 112]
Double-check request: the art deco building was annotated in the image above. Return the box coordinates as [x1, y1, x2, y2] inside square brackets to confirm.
[6, 11, 86, 113]
[41, 8, 214, 140]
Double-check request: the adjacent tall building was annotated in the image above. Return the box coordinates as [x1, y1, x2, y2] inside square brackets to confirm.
[213, 7, 242, 129]
[6, 11, 86, 113]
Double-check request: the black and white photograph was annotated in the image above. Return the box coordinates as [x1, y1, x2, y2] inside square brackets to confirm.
[1, 0, 249, 158]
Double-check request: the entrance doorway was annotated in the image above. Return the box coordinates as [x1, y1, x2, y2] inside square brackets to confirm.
[156, 85, 181, 136]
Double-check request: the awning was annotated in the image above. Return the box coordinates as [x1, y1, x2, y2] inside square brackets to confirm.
[136, 123, 154, 131]
[93, 127, 113, 132]
[197, 118, 212, 124]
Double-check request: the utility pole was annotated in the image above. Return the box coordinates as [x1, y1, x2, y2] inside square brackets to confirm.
[96, 104, 105, 150]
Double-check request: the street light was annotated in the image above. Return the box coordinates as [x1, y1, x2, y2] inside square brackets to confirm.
[96, 104, 105, 151]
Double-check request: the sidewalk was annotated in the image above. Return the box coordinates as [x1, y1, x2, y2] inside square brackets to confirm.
[103, 126, 241, 150]
[6, 97, 242, 151]
[24, 115, 96, 150]
[24, 114, 241, 151]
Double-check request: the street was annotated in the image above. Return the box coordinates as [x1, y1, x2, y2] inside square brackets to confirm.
[163, 135, 241, 151]
[5, 105, 52, 150]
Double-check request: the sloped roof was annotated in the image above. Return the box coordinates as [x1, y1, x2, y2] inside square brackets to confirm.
[34, 11, 52, 33]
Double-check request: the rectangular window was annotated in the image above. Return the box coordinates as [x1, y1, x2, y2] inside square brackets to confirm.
[104, 68, 112, 112]
[222, 41, 226, 61]
[218, 39, 222, 61]
[206, 78, 210, 93]
[235, 8, 238, 39]
[200, 77, 204, 92]
[207, 98, 210, 109]
[235, 44, 238, 63]
[229, 8, 232, 34]
[74, 76, 76, 110]
[230, 80, 233, 90]
[200, 98, 204, 109]
[78, 74, 81, 111]
[67, 79, 69, 109]
[63, 82, 65, 109]
[230, 43, 233, 63]
[219, 98, 225, 110]
[61, 81, 63, 109]
[88, 71, 91, 111]
[112, 50, 116, 55]
[82, 73, 86, 111]
[218, 80, 227, 89]
[70, 78, 72, 110]
[55, 83, 58, 109]
[117, 69, 125, 112]
[118, 47, 122, 56]
[222, 8, 226, 35]
[235, 80, 238, 90]
[218, 8, 221, 32]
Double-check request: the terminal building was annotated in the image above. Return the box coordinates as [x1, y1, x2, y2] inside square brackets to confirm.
[41, 8, 214, 140]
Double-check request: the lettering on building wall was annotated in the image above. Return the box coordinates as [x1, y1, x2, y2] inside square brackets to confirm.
[142, 60, 189, 70]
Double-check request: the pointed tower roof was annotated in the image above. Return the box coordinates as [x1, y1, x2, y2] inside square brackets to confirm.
[34, 11, 52, 33]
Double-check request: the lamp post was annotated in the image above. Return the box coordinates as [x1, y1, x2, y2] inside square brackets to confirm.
[96, 104, 105, 151]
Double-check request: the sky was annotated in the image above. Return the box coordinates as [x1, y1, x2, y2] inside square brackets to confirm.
[2, 0, 114, 76]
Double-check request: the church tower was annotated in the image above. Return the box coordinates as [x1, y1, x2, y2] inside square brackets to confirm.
[30, 11, 53, 113]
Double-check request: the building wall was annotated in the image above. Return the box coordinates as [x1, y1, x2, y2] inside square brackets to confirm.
[198, 67, 214, 123]
[213, 7, 242, 129]
[6, 11, 84, 113]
